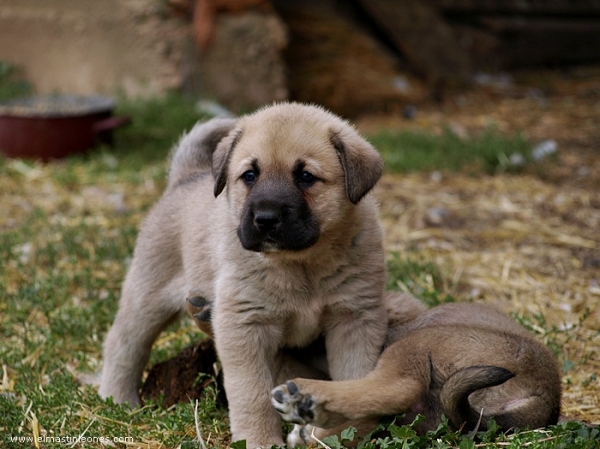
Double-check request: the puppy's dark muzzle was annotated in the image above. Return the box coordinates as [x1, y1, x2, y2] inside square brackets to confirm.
[238, 178, 320, 252]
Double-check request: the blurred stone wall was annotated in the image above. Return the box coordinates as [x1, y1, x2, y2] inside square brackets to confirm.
[187, 11, 288, 111]
[0, 0, 186, 97]
[0, 0, 288, 112]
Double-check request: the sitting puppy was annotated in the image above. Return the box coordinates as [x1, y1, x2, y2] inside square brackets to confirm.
[271, 300, 562, 446]
[99, 104, 391, 448]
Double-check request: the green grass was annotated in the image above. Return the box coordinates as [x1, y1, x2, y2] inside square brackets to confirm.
[113, 92, 207, 164]
[369, 128, 532, 174]
[320, 418, 599, 449]
[385, 252, 456, 307]
[0, 61, 32, 102]
[0, 92, 596, 448]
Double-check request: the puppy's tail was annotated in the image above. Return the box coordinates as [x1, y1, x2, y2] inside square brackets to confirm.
[167, 118, 237, 189]
[440, 365, 514, 431]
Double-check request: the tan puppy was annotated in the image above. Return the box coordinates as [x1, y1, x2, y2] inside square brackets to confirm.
[99, 103, 390, 448]
[272, 300, 562, 446]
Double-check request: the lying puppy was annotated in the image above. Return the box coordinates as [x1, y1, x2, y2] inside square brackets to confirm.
[99, 103, 391, 448]
[271, 301, 562, 446]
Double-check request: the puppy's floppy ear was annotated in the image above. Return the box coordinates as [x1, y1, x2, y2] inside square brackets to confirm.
[330, 128, 384, 204]
[213, 128, 243, 197]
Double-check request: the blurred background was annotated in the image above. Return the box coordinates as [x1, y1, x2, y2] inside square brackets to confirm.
[2, 0, 600, 115]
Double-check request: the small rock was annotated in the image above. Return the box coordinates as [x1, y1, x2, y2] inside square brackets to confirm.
[393, 76, 411, 93]
[448, 122, 467, 139]
[473, 72, 514, 88]
[403, 104, 417, 120]
[509, 152, 526, 166]
[430, 171, 443, 183]
[531, 140, 558, 161]
[426, 207, 448, 226]
[195, 100, 235, 118]
[577, 166, 591, 177]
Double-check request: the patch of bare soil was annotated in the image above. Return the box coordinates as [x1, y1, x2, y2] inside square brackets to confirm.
[361, 67, 600, 424]
[141, 339, 226, 408]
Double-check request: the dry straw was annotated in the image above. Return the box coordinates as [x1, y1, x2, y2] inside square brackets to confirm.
[376, 171, 599, 424]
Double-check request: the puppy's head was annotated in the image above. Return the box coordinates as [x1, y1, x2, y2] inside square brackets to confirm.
[213, 103, 383, 253]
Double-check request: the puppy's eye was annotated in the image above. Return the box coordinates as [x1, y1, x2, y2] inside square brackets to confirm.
[298, 171, 316, 187]
[242, 170, 257, 185]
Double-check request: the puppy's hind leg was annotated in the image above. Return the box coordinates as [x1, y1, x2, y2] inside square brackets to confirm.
[99, 270, 185, 407]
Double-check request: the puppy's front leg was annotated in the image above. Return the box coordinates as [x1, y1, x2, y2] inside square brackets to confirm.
[324, 303, 387, 380]
[214, 312, 285, 448]
[273, 374, 422, 427]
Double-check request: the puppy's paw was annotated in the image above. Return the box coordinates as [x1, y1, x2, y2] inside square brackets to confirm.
[186, 295, 211, 320]
[271, 381, 319, 425]
[186, 295, 213, 336]
[287, 424, 316, 448]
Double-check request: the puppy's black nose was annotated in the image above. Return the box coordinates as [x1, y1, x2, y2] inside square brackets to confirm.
[254, 210, 281, 232]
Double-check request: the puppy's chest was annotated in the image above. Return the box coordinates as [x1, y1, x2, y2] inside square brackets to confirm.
[282, 300, 325, 348]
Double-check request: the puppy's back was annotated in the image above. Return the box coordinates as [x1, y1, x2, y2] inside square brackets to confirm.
[435, 327, 561, 431]
[389, 320, 561, 432]
[387, 302, 528, 342]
